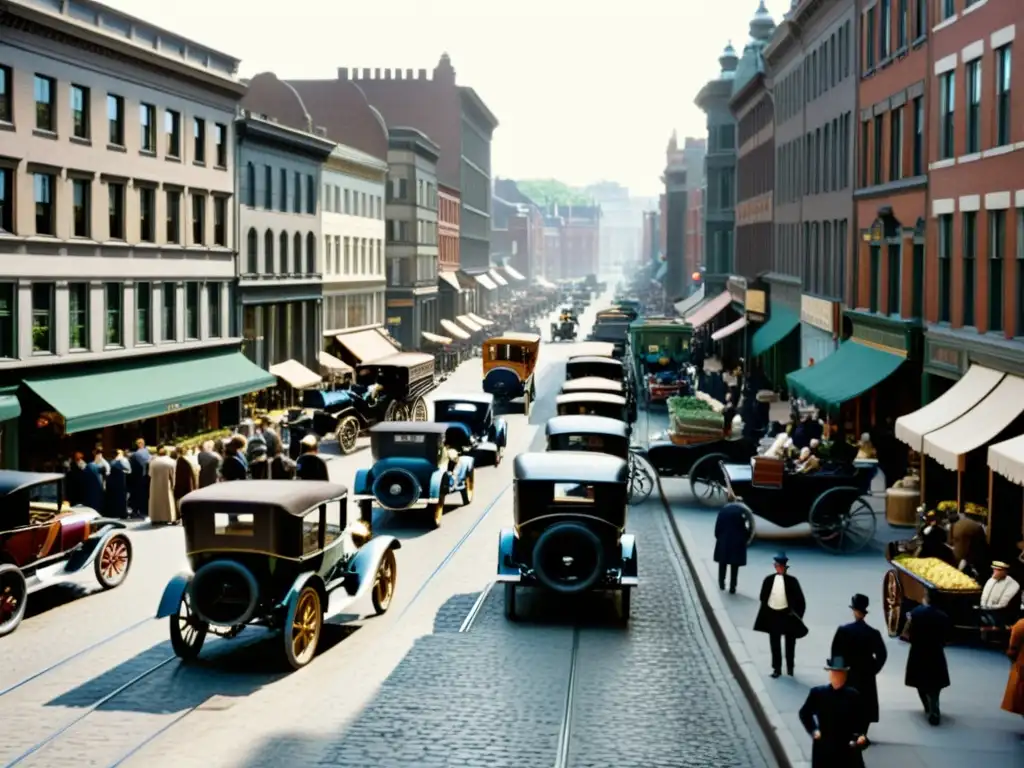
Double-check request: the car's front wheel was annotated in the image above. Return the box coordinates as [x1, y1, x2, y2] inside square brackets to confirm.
[285, 586, 322, 670]
[371, 548, 397, 615]
[0, 564, 27, 637]
[169, 589, 207, 662]
[95, 533, 132, 589]
[461, 470, 475, 505]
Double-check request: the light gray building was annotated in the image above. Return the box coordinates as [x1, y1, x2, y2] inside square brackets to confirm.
[0, 0, 270, 469]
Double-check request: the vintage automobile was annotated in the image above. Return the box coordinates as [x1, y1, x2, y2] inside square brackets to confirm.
[555, 392, 631, 422]
[566, 355, 624, 383]
[303, 352, 437, 454]
[545, 415, 629, 459]
[482, 332, 541, 414]
[1, 471, 133, 636]
[588, 311, 633, 359]
[560, 376, 625, 398]
[352, 422, 475, 529]
[628, 317, 694, 409]
[156, 481, 400, 669]
[433, 393, 508, 467]
[550, 308, 578, 342]
[498, 452, 637, 621]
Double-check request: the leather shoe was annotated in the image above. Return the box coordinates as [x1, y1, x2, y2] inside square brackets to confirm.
[770, 670, 781, 678]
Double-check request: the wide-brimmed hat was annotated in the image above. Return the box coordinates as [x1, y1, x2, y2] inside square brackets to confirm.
[773, 552, 789, 566]
[850, 594, 870, 613]
[992, 560, 1011, 570]
[824, 656, 850, 671]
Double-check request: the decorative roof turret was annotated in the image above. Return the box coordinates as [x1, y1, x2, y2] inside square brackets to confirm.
[732, 2, 776, 94]
[750, 1, 775, 42]
[718, 41, 739, 79]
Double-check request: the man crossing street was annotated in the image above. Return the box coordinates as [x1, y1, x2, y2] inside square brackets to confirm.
[830, 594, 887, 741]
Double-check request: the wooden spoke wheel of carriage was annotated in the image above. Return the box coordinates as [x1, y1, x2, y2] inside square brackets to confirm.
[385, 401, 410, 422]
[95, 533, 132, 589]
[337, 415, 360, 455]
[411, 397, 429, 422]
[169, 589, 208, 661]
[687, 453, 730, 508]
[285, 586, 322, 669]
[627, 453, 654, 504]
[371, 548, 397, 615]
[808, 487, 877, 555]
[882, 570, 905, 638]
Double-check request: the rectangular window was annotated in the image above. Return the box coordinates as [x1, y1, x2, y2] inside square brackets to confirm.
[860, 121, 869, 186]
[0, 66, 10, 124]
[68, 282, 89, 350]
[897, 0, 907, 48]
[914, 0, 926, 38]
[889, 107, 903, 180]
[866, 7, 876, 68]
[294, 171, 302, 213]
[34, 74, 55, 131]
[280, 168, 288, 211]
[140, 103, 156, 153]
[942, 0, 954, 20]
[105, 282, 123, 347]
[136, 282, 152, 344]
[962, 211, 977, 327]
[165, 110, 181, 158]
[191, 194, 206, 245]
[208, 283, 221, 338]
[185, 282, 199, 339]
[869, 245, 880, 311]
[887, 242, 901, 315]
[996, 46, 1012, 146]
[344, 188, 351, 213]
[107, 94, 124, 146]
[193, 118, 206, 163]
[214, 123, 228, 167]
[72, 178, 90, 238]
[162, 284, 176, 342]
[139, 186, 155, 242]
[873, 115, 883, 184]
[166, 190, 180, 244]
[264, 165, 272, 209]
[989, 210, 1005, 332]
[307, 175, 316, 214]
[879, 0, 891, 59]
[911, 241, 924, 317]
[938, 214, 952, 322]
[0, 283, 15, 359]
[912, 97, 924, 175]
[939, 72, 955, 160]
[70, 84, 90, 139]
[34, 173, 54, 236]
[108, 182, 125, 239]
[344, 237, 351, 273]
[32, 283, 54, 354]
[966, 60, 981, 153]
[213, 196, 227, 246]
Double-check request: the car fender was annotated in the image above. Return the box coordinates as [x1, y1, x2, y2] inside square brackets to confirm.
[63, 524, 128, 573]
[352, 467, 373, 497]
[343, 535, 402, 598]
[455, 455, 474, 482]
[155, 572, 192, 619]
[280, 571, 328, 614]
[429, 468, 448, 498]
[496, 528, 521, 582]
[619, 534, 638, 586]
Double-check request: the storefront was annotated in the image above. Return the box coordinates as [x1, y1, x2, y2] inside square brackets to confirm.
[921, 327, 1024, 404]
[438, 271, 469, 330]
[0, 387, 21, 470]
[750, 278, 800, 393]
[800, 294, 839, 368]
[384, 287, 438, 351]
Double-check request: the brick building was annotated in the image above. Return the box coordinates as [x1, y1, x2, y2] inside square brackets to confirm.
[546, 205, 600, 280]
[493, 178, 545, 281]
[642, 210, 661, 267]
[663, 133, 689, 300]
[438, 184, 460, 272]
[683, 138, 707, 288]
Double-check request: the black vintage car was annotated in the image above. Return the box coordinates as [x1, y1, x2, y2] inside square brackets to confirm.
[565, 354, 624, 382]
[498, 452, 637, 621]
[433, 393, 509, 467]
[555, 392, 631, 423]
[560, 376, 625, 398]
[303, 353, 437, 454]
[545, 415, 629, 459]
[156, 481, 400, 669]
[551, 307, 578, 342]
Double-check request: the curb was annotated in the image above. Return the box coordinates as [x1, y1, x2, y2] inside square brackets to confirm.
[655, 477, 810, 768]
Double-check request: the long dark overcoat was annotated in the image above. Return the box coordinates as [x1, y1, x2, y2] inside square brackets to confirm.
[754, 573, 807, 637]
[104, 460, 130, 519]
[798, 684, 868, 768]
[128, 448, 151, 513]
[831, 620, 888, 722]
[903, 604, 951, 690]
[714, 503, 748, 566]
[296, 453, 330, 481]
[81, 462, 105, 512]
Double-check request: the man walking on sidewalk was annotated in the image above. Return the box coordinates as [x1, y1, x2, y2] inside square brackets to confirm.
[713, 500, 748, 593]
[830, 594, 887, 740]
[902, 589, 951, 725]
[798, 656, 868, 767]
[754, 552, 807, 678]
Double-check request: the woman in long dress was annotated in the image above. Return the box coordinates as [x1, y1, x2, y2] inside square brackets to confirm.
[147, 446, 178, 524]
[173, 445, 198, 517]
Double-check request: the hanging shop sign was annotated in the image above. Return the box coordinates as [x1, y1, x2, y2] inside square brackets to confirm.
[387, 317, 402, 326]
[800, 295, 837, 336]
[745, 290, 767, 323]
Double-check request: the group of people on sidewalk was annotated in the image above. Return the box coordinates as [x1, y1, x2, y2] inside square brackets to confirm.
[713, 500, 1024, 767]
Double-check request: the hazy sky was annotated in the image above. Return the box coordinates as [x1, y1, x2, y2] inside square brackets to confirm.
[105, 0, 764, 197]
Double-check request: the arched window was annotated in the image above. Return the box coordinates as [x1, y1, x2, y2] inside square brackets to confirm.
[246, 228, 258, 273]
[279, 231, 289, 274]
[306, 232, 316, 273]
[246, 162, 256, 207]
[293, 232, 302, 273]
[264, 229, 274, 273]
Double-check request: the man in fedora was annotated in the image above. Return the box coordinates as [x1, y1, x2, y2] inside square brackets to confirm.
[798, 656, 868, 767]
[830, 594, 887, 741]
[754, 552, 807, 678]
[902, 589, 950, 725]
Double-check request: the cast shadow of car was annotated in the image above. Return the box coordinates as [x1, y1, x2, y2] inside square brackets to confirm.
[23, 582, 98, 620]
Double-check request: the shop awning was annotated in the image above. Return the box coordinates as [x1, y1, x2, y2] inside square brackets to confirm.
[317, 350, 353, 376]
[456, 315, 482, 333]
[654, 262, 667, 282]
[674, 286, 705, 317]
[711, 316, 747, 342]
[475, 274, 497, 291]
[685, 291, 732, 329]
[269, 359, 322, 390]
[923, 375, 1024, 472]
[440, 319, 471, 340]
[335, 328, 399, 364]
[503, 265, 526, 281]
[535, 276, 556, 289]
[489, 269, 509, 287]
[467, 313, 493, 327]
[0, 387, 21, 422]
[438, 271, 462, 291]
[422, 331, 452, 345]
[785, 340, 904, 409]
[989, 435, 1024, 486]
[24, 349, 275, 435]
[895, 365, 1004, 451]
[750, 306, 800, 357]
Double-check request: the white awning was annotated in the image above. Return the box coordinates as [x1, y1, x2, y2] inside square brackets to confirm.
[467, 313, 493, 327]
[440, 318, 471, 340]
[317, 350, 353, 375]
[475, 273, 497, 291]
[989, 435, 1024, 486]
[711, 316, 748, 342]
[489, 268, 509, 286]
[422, 331, 452, 345]
[269, 359, 322, 390]
[895, 365, 1004, 451]
[456, 315, 482, 332]
[685, 291, 732, 328]
[335, 328, 400, 364]
[503, 265, 526, 281]
[923, 375, 1024, 471]
[674, 285, 706, 316]
[438, 271, 462, 291]
[535, 276, 556, 289]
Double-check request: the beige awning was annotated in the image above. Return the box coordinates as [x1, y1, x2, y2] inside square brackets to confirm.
[674, 285, 706, 317]
[923, 375, 1024, 471]
[711, 316, 747, 342]
[317, 350, 353, 375]
[269, 359, 322, 390]
[440, 318, 471, 340]
[489, 268, 509, 287]
[438, 271, 462, 291]
[504, 265, 526, 281]
[685, 290, 732, 328]
[989, 435, 1024, 486]
[456, 315, 482, 333]
[895, 365, 1004, 451]
[422, 331, 452, 345]
[335, 328, 399, 364]
[475, 273, 497, 291]
[467, 312, 493, 327]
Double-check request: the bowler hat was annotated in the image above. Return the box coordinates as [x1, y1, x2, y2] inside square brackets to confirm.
[773, 552, 789, 565]
[824, 656, 850, 671]
[850, 594, 869, 612]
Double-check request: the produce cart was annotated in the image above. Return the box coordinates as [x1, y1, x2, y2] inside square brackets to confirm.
[640, 395, 755, 479]
[882, 540, 982, 637]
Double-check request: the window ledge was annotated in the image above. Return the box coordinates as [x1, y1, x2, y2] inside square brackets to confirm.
[193, 160, 207, 168]
[963, 0, 988, 16]
[103, 345, 125, 352]
[32, 128, 58, 140]
[958, 152, 982, 164]
[69, 135, 91, 147]
[0, 121, 14, 132]
[929, 158, 956, 170]
[107, 143, 126, 153]
[861, 67, 876, 79]
[912, 35, 927, 50]
[139, 149, 157, 158]
[933, 15, 958, 33]
[983, 145, 1015, 158]
[214, 165, 228, 172]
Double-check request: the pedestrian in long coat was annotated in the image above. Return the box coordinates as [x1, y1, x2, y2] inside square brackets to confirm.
[65, 452, 87, 506]
[714, 501, 748, 593]
[173, 446, 198, 516]
[798, 656, 869, 768]
[1001, 616, 1024, 716]
[949, 513, 989, 579]
[147, 446, 177, 524]
[103, 450, 132, 519]
[220, 435, 248, 481]
[754, 552, 808, 677]
[127, 439, 151, 517]
[902, 590, 951, 725]
[196, 441, 221, 488]
[830, 594, 887, 735]
[295, 435, 330, 481]
[82, 449, 107, 512]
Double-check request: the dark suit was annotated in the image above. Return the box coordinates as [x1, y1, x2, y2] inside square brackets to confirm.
[128, 448, 151, 516]
[904, 603, 951, 719]
[104, 459, 130, 519]
[754, 573, 807, 674]
[714, 503, 748, 591]
[197, 451, 221, 488]
[220, 453, 248, 481]
[918, 525, 956, 565]
[296, 453, 329, 481]
[81, 462, 106, 512]
[949, 516, 989, 576]
[830, 620, 887, 724]
[798, 684, 867, 767]
[270, 454, 296, 479]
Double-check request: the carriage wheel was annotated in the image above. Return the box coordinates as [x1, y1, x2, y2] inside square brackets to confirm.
[285, 586, 322, 670]
[385, 401, 410, 422]
[411, 397, 429, 422]
[627, 453, 654, 504]
[688, 453, 729, 508]
[0, 565, 28, 638]
[371, 548, 397, 615]
[808, 488, 877, 554]
[882, 570, 905, 638]
[337, 415, 360, 454]
[739, 503, 757, 545]
[169, 589, 207, 662]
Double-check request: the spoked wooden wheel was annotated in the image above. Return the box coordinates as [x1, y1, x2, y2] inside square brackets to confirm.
[285, 586, 322, 669]
[883, 570, 904, 638]
[0, 564, 27, 637]
[169, 589, 208, 661]
[461, 470, 475, 505]
[95, 533, 132, 589]
[371, 548, 397, 615]
[385, 401, 410, 422]
[627, 453, 654, 504]
[411, 397, 429, 422]
[429, 494, 445, 529]
[337, 415, 360, 454]
[808, 489, 877, 554]
[688, 453, 729, 508]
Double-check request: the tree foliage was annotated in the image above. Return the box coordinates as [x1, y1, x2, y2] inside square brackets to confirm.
[516, 179, 593, 206]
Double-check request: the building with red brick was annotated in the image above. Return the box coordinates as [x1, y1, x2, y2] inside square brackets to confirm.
[545, 205, 600, 280]
[438, 184, 460, 272]
[686, 185, 704, 284]
[492, 179, 546, 281]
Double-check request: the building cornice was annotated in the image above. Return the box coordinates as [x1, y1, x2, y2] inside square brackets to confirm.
[458, 86, 499, 131]
[388, 126, 440, 164]
[237, 115, 336, 159]
[729, 71, 769, 116]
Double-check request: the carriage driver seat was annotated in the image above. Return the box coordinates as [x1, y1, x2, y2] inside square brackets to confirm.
[752, 456, 785, 489]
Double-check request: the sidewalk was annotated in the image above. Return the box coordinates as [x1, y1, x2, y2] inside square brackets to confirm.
[660, 477, 1024, 768]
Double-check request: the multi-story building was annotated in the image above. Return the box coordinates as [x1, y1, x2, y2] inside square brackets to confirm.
[663, 136, 689, 300]
[642, 210, 661, 267]
[385, 127, 440, 349]
[235, 74, 335, 400]
[921, 0, 1023, 402]
[766, 0, 856, 369]
[494, 178, 546, 282]
[436, 183, 473, 323]
[584, 181, 643, 273]
[546, 204, 601, 280]
[682, 138, 707, 289]
[0, 0, 264, 469]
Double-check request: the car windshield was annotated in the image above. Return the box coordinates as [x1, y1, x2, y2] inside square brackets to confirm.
[437, 402, 481, 423]
[552, 482, 594, 502]
[28, 482, 59, 504]
[488, 344, 527, 363]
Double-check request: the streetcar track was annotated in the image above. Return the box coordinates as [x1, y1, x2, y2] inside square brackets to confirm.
[458, 580, 494, 632]
[553, 628, 580, 768]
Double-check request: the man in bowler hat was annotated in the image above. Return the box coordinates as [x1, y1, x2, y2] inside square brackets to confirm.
[902, 589, 951, 725]
[754, 552, 807, 678]
[713, 499, 748, 593]
[830, 594, 887, 741]
[798, 656, 869, 767]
